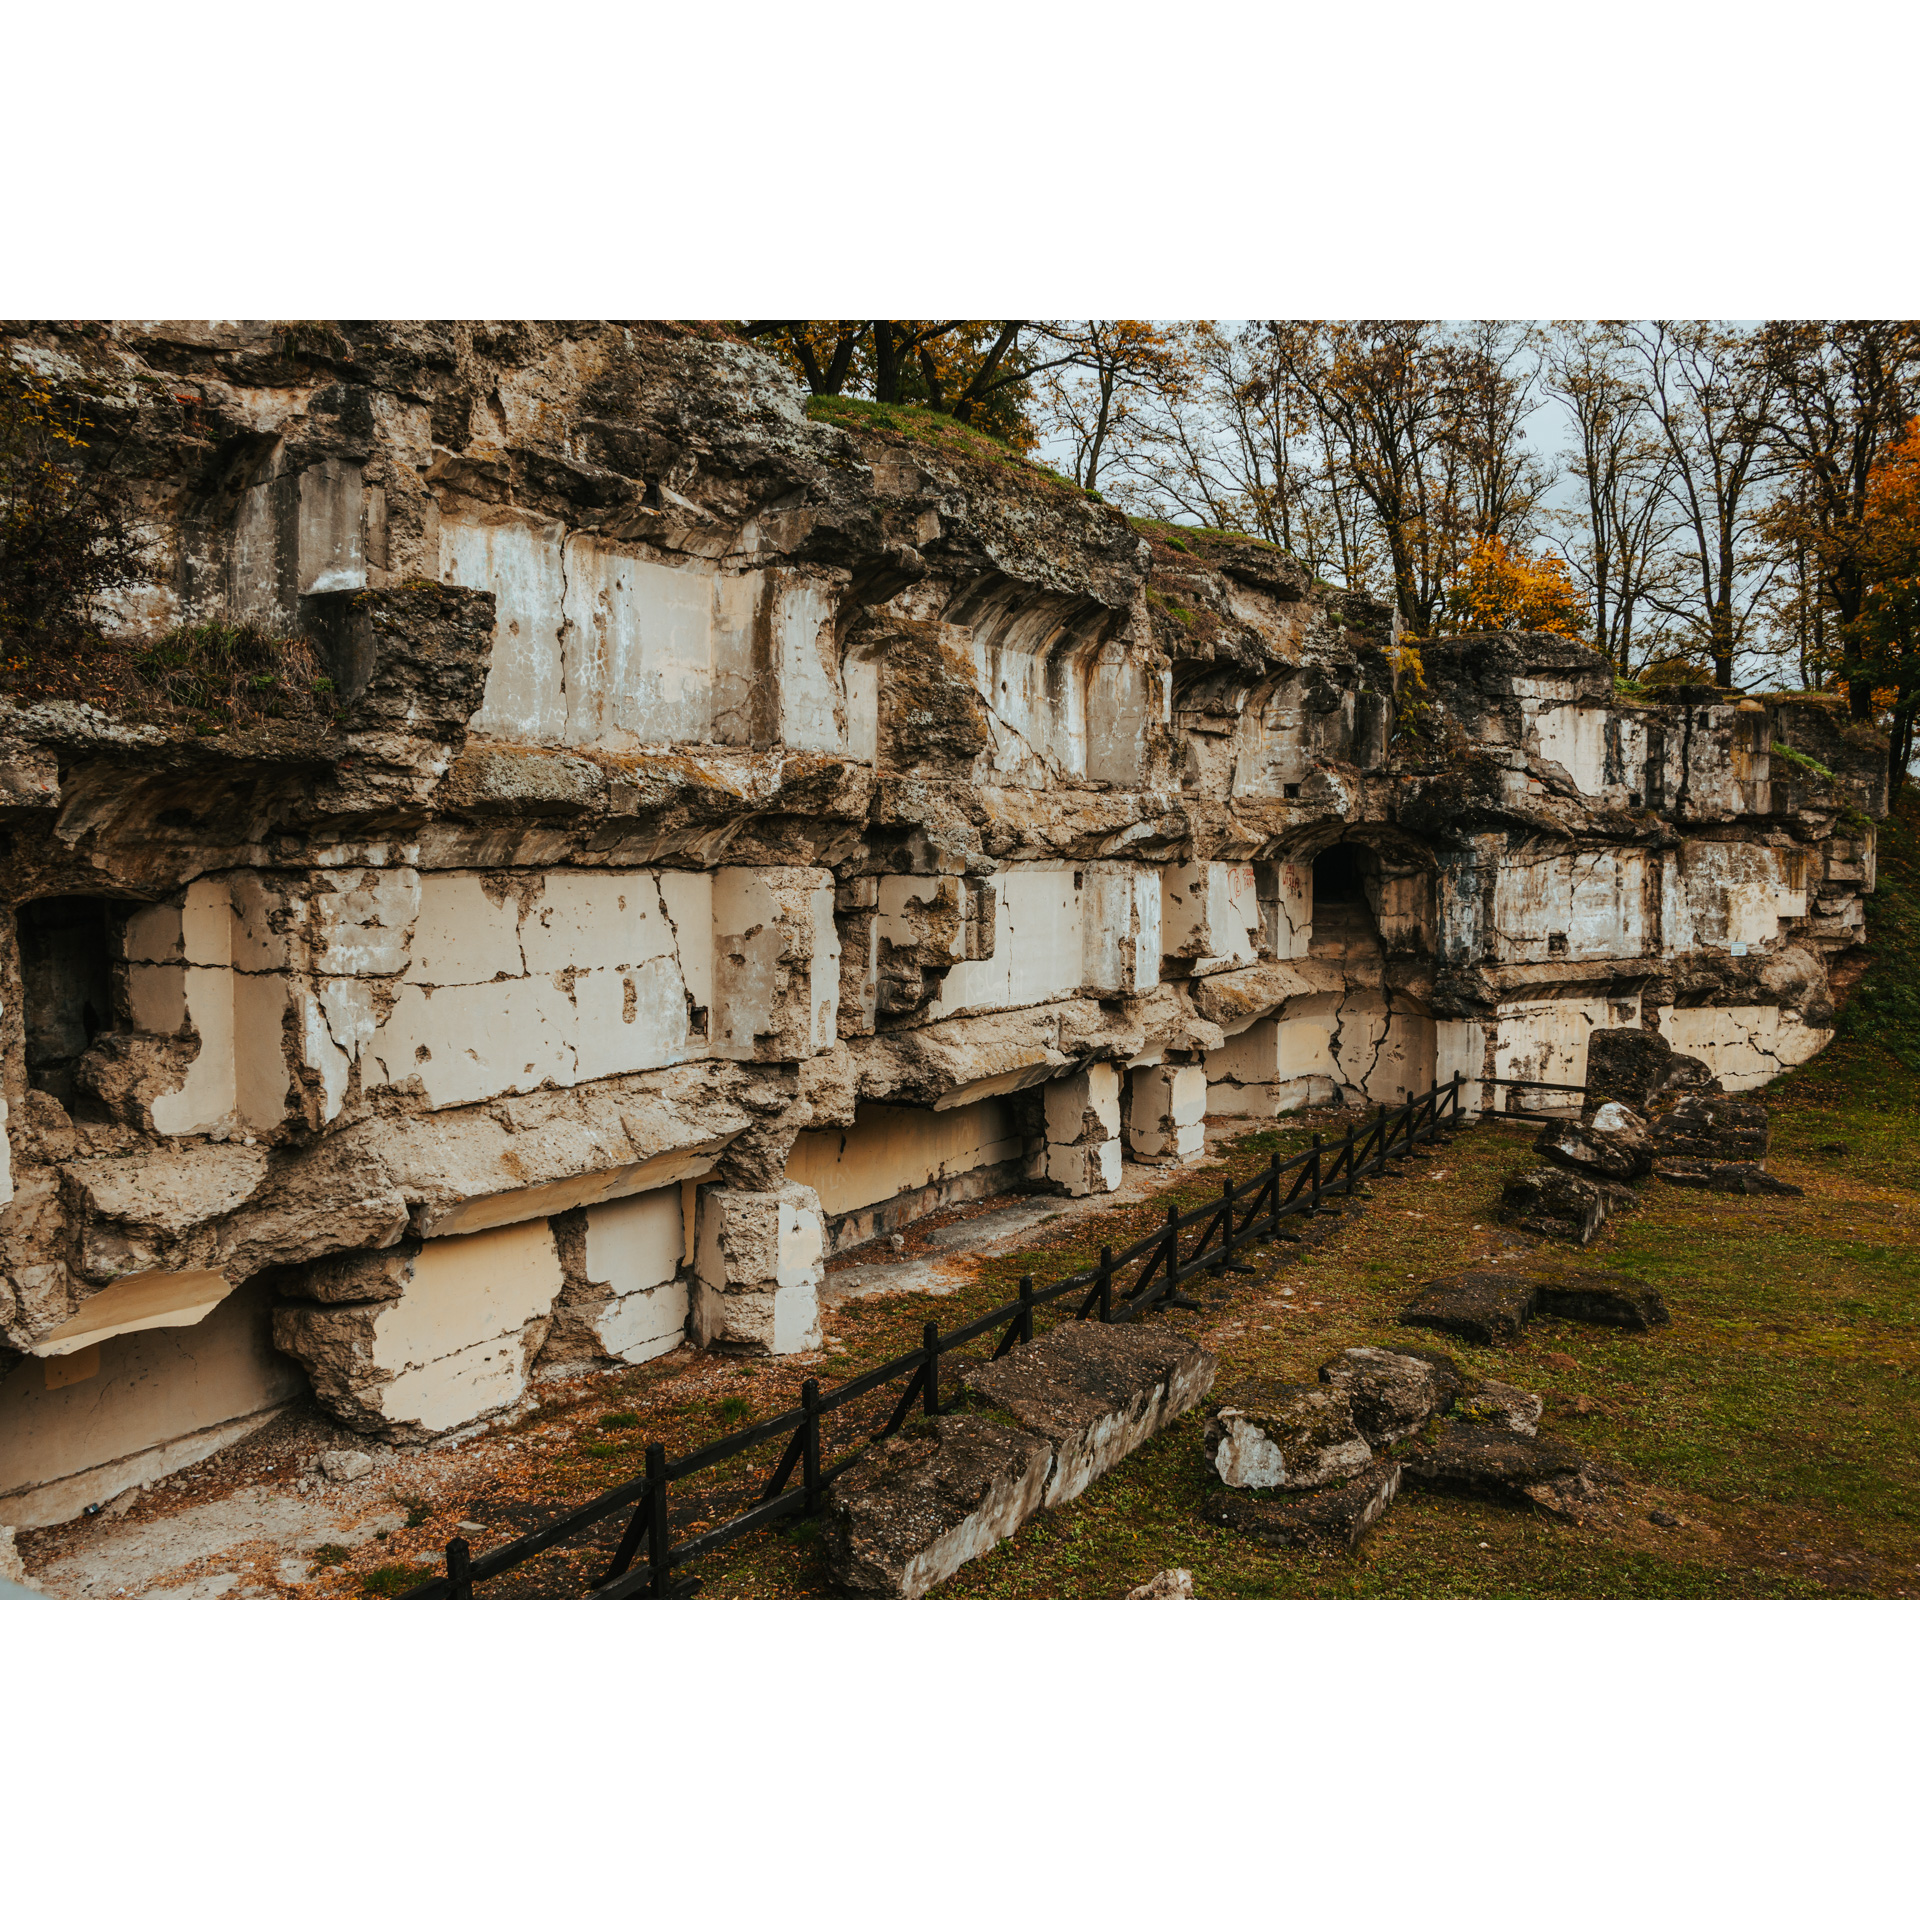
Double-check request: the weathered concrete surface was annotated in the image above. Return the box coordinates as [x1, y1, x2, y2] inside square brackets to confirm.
[824, 1414, 1052, 1599]
[0, 318, 1883, 1531]
[1402, 1425, 1597, 1517]
[1532, 1275, 1671, 1331]
[965, 1319, 1217, 1507]
[1452, 1380, 1543, 1435]
[1203, 1384, 1372, 1490]
[1316, 1346, 1466, 1445]
[1399, 1271, 1540, 1346]
[1204, 1459, 1403, 1551]
[1653, 1158, 1803, 1197]
[1498, 1165, 1637, 1245]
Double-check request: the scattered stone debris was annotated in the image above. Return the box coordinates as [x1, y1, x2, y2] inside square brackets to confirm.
[964, 1320, 1217, 1509]
[1127, 1568, 1194, 1599]
[1400, 1271, 1540, 1345]
[1399, 1269, 1670, 1343]
[1648, 1093, 1771, 1164]
[1498, 1164, 1638, 1245]
[827, 1415, 1054, 1600]
[1532, 1275, 1671, 1331]
[319, 1450, 376, 1484]
[1203, 1387, 1372, 1490]
[1400, 1426, 1597, 1518]
[1534, 1104, 1654, 1183]
[1584, 1029, 1720, 1111]
[1204, 1462, 1404, 1552]
[1452, 1381, 1543, 1434]
[1654, 1158, 1804, 1196]
[1316, 1346, 1466, 1443]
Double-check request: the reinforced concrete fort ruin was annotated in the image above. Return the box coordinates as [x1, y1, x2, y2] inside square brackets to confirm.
[0, 321, 1888, 1529]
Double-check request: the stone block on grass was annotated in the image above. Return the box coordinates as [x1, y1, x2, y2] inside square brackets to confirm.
[1399, 1271, 1539, 1346]
[1499, 1165, 1637, 1245]
[825, 1414, 1052, 1599]
[1203, 1385, 1371, 1491]
[1316, 1346, 1468, 1445]
[1402, 1425, 1595, 1517]
[964, 1319, 1216, 1508]
[1203, 1460, 1403, 1552]
[1532, 1273, 1671, 1330]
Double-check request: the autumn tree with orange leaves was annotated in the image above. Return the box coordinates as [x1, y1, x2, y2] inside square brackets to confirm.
[1445, 535, 1589, 641]
[1855, 420, 1920, 789]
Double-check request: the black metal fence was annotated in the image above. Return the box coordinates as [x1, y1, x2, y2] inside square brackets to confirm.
[400, 1072, 1472, 1600]
[1478, 1075, 1589, 1121]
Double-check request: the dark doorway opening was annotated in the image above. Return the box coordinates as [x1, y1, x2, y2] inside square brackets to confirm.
[18, 896, 121, 1111]
[1309, 844, 1383, 960]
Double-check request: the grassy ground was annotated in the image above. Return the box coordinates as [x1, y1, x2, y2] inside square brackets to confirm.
[359, 801, 1920, 1602]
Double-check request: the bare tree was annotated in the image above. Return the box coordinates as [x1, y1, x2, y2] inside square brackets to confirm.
[1624, 322, 1779, 689]
[1543, 322, 1679, 675]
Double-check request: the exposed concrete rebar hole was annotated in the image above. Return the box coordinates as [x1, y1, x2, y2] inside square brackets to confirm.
[18, 896, 122, 1113]
[1308, 844, 1384, 961]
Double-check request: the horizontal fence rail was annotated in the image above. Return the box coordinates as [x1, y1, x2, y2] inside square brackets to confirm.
[1476, 1074, 1590, 1122]
[401, 1073, 1478, 1601]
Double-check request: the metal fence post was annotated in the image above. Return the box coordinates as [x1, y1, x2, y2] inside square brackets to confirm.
[1311, 1133, 1322, 1212]
[1222, 1173, 1235, 1242]
[1269, 1153, 1281, 1237]
[922, 1321, 940, 1416]
[645, 1441, 669, 1599]
[1403, 1089, 1414, 1158]
[802, 1378, 822, 1517]
[1018, 1274, 1034, 1346]
[1097, 1246, 1113, 1323]
[446, 1535, 472, 1599]
[1451, 1069, 1463, 1129]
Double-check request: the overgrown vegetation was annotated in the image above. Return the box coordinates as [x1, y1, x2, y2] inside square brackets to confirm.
[1, 348, 151, 690]
[804, 393, 1091, 498]
[1832, 796, 1920, 1069]
[126, 622, 336, 732]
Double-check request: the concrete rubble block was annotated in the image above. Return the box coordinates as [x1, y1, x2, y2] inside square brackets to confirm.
[688, 1180, 823, 1355]
[1316, 1345, 1468, 1445]
[1647, 1093, 1770, 1165]
[1451, 1380, 1543, 1435]
[824, 1413, 1053, 1598]
[1204, 1385, 1372, 1491]
[1399, 1272, 1540, 1346]
[1653, 1158, 1803, 1197]
[1584, 1028, 1720, 1112]
[1401, 1425, 1597, 1518]
[1127, 1060, 1207, 1163]
[1043, 1062, 1122, 1196]
[1127, 1567, 1194, 1598]
[1534, 1104, 1653, 1183]
[711, 867, 840, 1061]
[1532, 1274, 1671, 1331]
[272, 1218, 567, 1437]
[319, 1449, 375, 1482]
[1203, 1460, 1403, 1552]
[963, 1319, 1217, 1507]
[1498, 1165, 1637, 1245]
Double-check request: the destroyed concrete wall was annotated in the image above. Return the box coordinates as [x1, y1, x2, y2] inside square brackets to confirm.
[0, 320, 1885, 1524]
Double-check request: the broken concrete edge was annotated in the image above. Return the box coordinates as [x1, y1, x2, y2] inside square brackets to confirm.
[824, 1319, 1217, 1596]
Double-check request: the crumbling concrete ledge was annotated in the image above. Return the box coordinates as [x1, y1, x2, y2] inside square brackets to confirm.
[825, 1320, 1216, 1596]
[825, 1415, 1053, 1600]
